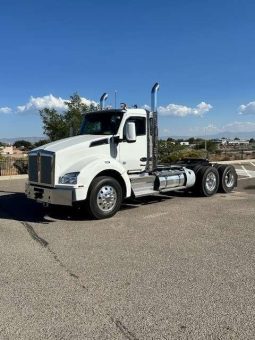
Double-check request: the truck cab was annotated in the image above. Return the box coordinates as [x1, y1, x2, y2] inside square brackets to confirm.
[80, 108, 148, 172]
[26, 84, 237, 219]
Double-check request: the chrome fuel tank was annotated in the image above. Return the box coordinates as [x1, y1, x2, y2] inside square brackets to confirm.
[157, 169, 186, 190]
[155, 167, 196, 191]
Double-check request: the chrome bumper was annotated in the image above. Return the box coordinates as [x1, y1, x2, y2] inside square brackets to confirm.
[25, 183, 73, 206]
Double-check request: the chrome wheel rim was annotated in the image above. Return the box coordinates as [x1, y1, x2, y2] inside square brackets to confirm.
[97, 185, 117, 212]
[205, 172, 217, 192]
[225, 170, 234, 188]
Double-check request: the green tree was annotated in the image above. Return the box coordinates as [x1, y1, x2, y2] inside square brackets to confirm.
[40, 108, 67, 141]
[64, 93, 95, 136]
[39, 93, 98, 141]
[13, 140, 32, 150]
[188, 137, 195, 144]
[158, 139, 205, 163]
[33, 139, 49, 148]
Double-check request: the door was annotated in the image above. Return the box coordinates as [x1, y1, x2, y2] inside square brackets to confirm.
[118, 116, 147, 172]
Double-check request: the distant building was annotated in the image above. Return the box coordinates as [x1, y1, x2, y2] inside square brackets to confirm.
[212, 138, 226, 145]
[180, 141, 189, 146]
[0, 146, 27, 157]
[0, 146, 14, 155]
[227, 139, 249, 146]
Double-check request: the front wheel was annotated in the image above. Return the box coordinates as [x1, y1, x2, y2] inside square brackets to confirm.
[87, 176, 123, 219]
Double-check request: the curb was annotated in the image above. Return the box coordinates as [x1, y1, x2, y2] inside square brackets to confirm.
[0, 174, 28, 181]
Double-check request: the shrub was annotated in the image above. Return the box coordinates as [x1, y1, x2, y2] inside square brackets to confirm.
[13, 159, 28, 174]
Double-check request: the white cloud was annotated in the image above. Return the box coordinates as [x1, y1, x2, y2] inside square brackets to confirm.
[0, 107, 12, 114]
[17, 94, 97, 113]
[239, 101, 255, 115]
[158, 101, 213, 117]
[183, 121, 255, 135]
[191, 121, 255, 135]
[80, 97, 97, 107]
[17, 94, 67, 112]
[222, 121, 255, 132]
[205, 123, 219, 132]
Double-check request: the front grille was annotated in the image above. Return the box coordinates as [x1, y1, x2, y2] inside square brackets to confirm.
[28, 155, 38, 182]
[40, 155, 53, 184]
[28, 151, 54, 186]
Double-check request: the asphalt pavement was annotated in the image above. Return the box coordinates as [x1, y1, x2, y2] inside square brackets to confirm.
[0, 168, 255, 339]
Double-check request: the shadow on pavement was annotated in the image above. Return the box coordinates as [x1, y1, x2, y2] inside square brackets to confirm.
[0, 191, 175, 224]
[0, 192, 52, 223]
[244, 185, 255, 190]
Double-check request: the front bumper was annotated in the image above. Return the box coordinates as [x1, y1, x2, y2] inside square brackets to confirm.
[25, 183, 73, 206]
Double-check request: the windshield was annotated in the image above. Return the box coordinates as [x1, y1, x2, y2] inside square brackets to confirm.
[80, 111, 123, 135]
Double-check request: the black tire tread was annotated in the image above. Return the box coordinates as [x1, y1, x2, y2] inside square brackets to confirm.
[196, 166, 219, 197]
[87, 176, 122, 219]
[217, 165, 237, 193]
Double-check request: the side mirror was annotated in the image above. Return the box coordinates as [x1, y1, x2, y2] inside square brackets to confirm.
[125, 122, 136, 143]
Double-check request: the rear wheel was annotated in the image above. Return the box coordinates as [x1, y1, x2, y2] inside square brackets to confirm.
[218, 165, 237, 193]
[87, 176, 123, 219]
[196, 166, 219, 197]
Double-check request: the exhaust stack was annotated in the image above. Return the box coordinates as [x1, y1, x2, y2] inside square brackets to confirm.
[100, 93, 108, 109]
[151, 82, 160, 171]
[151, 82, 160, 113]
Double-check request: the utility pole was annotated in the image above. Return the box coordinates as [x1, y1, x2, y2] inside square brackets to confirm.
[204, 127, 207, 152]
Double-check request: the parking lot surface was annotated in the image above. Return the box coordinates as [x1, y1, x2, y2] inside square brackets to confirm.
[0, 169, 255, 339]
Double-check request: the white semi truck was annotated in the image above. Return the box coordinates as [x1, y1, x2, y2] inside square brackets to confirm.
[26, 83, 237, 219]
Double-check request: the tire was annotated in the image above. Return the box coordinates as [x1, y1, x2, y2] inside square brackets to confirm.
[217, 165, 237, 193]
[87, 176, 123, 219]
[212, 163, 222, 170]
[196, 166, 219, 197]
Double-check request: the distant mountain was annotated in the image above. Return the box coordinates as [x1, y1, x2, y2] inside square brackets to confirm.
[0, 137, 44, 144]
[1, 130, 255, 145]
[161, 131, 255, 140]
[207, 131, 255, 140]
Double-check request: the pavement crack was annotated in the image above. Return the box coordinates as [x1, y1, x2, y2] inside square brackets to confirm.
[111, 318, 139, 340]
[21, 220, 87, 290]
[25, 221, 87, 290]
[47, 247, 82, 282]
[21, 221, 48, 247]
[0, 203, 86, 290]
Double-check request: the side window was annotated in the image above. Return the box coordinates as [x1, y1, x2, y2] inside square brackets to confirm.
[124, 117, 146, 137]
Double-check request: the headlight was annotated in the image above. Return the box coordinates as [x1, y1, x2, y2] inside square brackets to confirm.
[59, 172, 80, 184]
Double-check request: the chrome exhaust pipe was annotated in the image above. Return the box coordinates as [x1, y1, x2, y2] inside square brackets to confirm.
[151, 82, 160, 112]
[100, 93, 108, 109]
[146, 83, 160, 172]
[151, 83, 160, 171]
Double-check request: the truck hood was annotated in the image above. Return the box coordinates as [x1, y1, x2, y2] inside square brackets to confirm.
[32, 135, 110, 153]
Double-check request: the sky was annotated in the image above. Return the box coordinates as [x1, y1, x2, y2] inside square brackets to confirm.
[1, 0, 255, 138]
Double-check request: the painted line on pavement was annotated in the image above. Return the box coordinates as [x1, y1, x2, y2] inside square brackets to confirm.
[241, 165, 252, 178]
